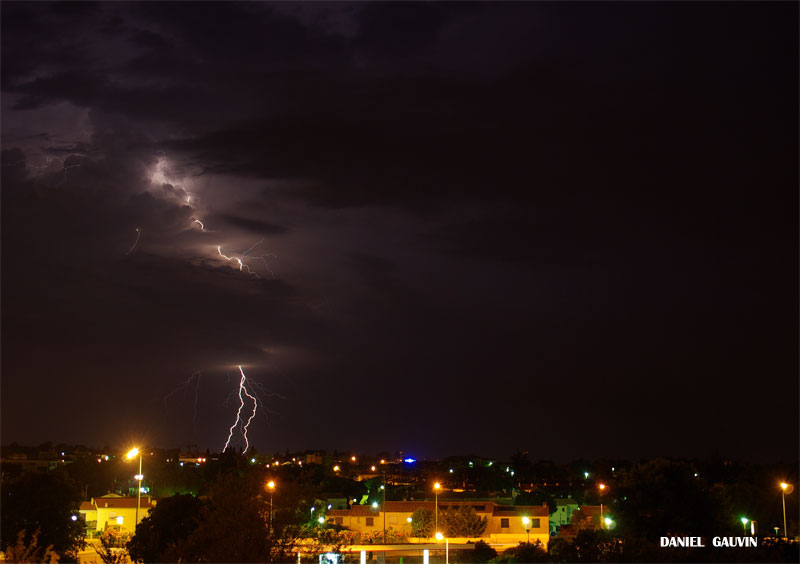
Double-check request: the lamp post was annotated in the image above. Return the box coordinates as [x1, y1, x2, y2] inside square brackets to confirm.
[598, 483, 606, 529]
[267, 481, 276, 534]
[522, 517, 531, 544]
[126, 448, 143, 527]
[435, 532, 448, 564]
[780, 483, 790, 539]
[434, 482, 441, 538]
[741, 517, 749, 535]
[382, 472, 387, 543]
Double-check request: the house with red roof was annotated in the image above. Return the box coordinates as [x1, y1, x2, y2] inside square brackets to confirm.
[78, 494, 157, 535]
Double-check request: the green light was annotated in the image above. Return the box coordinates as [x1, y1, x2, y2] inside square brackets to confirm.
[741, 517, 748, 525]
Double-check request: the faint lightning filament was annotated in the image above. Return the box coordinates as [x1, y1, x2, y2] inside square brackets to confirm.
[126, 228, 141, 255]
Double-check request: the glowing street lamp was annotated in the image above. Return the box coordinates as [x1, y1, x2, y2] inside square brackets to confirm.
[434, 482, 441, 537]
[435, 532, 449, 563]
[741, 517, 749, 535]
[318, 516, 325, 524]
[522, 516, 531, 543]
[126, 447, 143, 526]
[780, 482, 791, 538]
[267, 481, 276, 534]
[598, 483, 607, 528]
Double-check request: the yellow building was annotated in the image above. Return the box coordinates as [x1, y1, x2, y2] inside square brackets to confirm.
[79, 494, 157, 534]
[327, 500, 550, 546]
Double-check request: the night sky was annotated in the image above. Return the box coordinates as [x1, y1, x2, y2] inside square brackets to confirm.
[2, 2, 797, 462]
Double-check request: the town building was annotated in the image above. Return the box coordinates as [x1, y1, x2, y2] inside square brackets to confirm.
[327, 500, 550, 546]
[549, 498, 579, 532]
[79, 494, 157, 535]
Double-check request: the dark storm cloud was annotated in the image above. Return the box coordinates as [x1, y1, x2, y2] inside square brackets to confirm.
[1, 1, 797, 459]
[217, 214, 288, 236]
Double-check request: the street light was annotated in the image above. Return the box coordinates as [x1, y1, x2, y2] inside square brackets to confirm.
[741, 517, 749, 535]
[382, 472, 387, 544]
[126, 448, 143, 527]
[598, 483, 607, 528]
[522, 517, 531, 543]
[435, 532, 448, 564]
[780, 482, 792, 539]
[267, 481, 276, 534]
[434, 482, 441, 538]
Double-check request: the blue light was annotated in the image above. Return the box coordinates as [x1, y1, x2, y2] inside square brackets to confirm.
[403, 457, 416, 464]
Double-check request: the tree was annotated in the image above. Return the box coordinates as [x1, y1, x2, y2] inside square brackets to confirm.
[2, 529, 59, 564]
[179, 472, 273, 562]
[459, 540, 497, 563]
[95, 530, 129, 564]
[179, 470, 311, 563]
[489, 541, 547, 563]
[573, 529, 622, 563]
[613, 458, 736, 541]
[126, 494, 203, 562]
[1, 471, 85, 562]
[442, 506, 488, 537]
[547, 537, 579, 563]
[410, 508, 434, 538]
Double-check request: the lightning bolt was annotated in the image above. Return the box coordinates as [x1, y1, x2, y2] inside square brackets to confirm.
[223, 365, 258, 453]
[193, 219, 205, 230]
[217, 245, 252, 274]
[126, 228, 141, 255]
[216, 240, 277, 279]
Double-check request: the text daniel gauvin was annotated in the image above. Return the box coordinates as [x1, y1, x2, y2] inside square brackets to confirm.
[660, 536, 757, 548]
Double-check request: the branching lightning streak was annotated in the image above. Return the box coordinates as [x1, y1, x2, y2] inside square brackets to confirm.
[241, 371, 258, 451]
[126, 228, 141, 255]
[223, 365, 258, 453]
[216, 240, 277, 279]
[217, 245, 252, 274]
